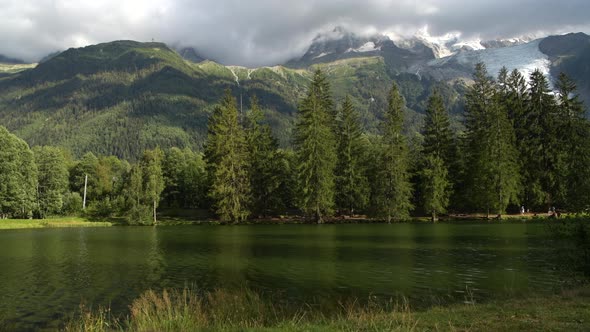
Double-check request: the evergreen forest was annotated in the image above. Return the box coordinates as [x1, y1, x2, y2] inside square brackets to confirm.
[1, 63, 589, 224]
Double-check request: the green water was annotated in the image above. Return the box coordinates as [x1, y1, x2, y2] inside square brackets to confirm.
[0, 223, 561, 330]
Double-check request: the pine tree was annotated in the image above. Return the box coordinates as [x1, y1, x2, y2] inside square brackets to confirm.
[524, 69, 559, 209]
[181, 149, 207, 209]
[294, 69, 337, 223]
[335, 96, 369, 216]
[555, 73, 590, 211]
[420, 90, 454, 221]
[245, 96, 284, 216]
[422, 90, 454, 162]
[373, 83, 413, 222]
[505, 69, 528, 125]
[464, 63, 520, 217]
[205, 90, 250, 223]
[420, 155, 451, 222]
[497, 66, 509, 96]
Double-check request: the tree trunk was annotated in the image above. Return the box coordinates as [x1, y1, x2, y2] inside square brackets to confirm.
[432, 211, 438, 223]
[315, 207, 322, 224]
[83, 174, 88, 210]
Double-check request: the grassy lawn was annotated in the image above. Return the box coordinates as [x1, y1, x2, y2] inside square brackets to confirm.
[0, 217, 112, 230]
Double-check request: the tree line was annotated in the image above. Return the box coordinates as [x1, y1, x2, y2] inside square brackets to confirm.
[1, 62, 589, 223]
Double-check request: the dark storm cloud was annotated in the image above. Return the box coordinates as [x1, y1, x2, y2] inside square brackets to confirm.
[1, 0, 589, 66]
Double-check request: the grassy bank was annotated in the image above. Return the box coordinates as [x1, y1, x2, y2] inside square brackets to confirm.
[63, 286, 590, 332]
[0, 217, 112, 230]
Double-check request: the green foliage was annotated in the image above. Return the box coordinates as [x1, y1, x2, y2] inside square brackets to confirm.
[294, 69, 338, 222]
[70, 152, 99, 204]
[141, 147, 165, 224]
[123, 165, 151, 225]
[420, 155, 451, 222]
[245, 96, 285, 216]
[3, 51, 590, 221]
[0, 41, 473, 161]
[62, 192, 83, 215]
[419, 91, 454, 220]
[422, 90, 454, 161]
[335, 96, 370, 215]
[555, 73, 590, 212]
[372, 83, 413, 221]
[0, 126, 38, 218]
[463, 63, 520, 215]
[517, 70, 560, 209]
[162, 147, 207, 209]
[33, 146, 69, 217]
[205, 90, 251, 222]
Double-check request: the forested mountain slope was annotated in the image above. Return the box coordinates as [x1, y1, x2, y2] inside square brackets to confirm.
[0, 40, 462, 159]
[1, 31, 587, 160]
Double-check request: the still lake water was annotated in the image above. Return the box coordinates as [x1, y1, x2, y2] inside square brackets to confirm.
[0, 223, 562, 330]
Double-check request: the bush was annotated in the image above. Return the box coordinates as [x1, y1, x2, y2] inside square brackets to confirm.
[62, 192, 83, 215]
[126, 204, 153, 225]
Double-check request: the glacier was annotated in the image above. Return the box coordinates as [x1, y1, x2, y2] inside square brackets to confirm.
[429, 39, 551, 81]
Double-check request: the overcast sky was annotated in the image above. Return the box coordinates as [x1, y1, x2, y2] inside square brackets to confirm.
[1, 0, 589, 66]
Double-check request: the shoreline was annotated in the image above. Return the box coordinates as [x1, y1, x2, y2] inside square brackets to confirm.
[0, 217, 112, 230]
[0, 213, 577, 230]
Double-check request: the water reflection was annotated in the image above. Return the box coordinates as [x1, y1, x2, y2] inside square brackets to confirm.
[0, 223, 560, 330]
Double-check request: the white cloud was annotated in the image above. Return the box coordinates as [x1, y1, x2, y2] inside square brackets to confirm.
[0, 0, 589, 66]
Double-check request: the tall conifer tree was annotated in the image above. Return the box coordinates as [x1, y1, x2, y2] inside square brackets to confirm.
[524, 70, 559, 209]
[205, 90, 251, 222]
[373, 83, 413, 222]
[335, 96, 369, 216]
[555, 73, 590, 211]
[246, 96, 284, 216]
[294, 69, 337, 223]
[464, 63, 520, 217]
[420, 90, 453, 221]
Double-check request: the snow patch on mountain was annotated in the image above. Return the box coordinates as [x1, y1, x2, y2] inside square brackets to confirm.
[412, 27, 461, 58]
[399, 26, 535, 59]
[228, 67, 240, 86]
[313, 52, 331, 59]
[346, 41, 380, 53]
[453, 40, 485, 52]
[429, 39, 551, 80]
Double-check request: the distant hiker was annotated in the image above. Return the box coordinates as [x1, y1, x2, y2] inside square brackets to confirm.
[520, 206, 525, 214]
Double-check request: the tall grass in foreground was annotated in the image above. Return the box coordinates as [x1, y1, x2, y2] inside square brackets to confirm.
[64, 287, 418, 332]
[62, 284, 590, 331]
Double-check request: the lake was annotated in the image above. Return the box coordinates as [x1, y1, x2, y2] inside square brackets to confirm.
[0, 223, 562, 330]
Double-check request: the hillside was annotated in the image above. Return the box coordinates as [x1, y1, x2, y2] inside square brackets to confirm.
[0, 41, 306, 159]
[3, 32, 587, 160]
[0, 40, 461, 159]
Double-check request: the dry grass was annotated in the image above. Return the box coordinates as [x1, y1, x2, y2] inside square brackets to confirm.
[63, 285, 590, 332]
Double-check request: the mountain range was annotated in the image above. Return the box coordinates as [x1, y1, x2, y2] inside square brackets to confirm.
[0, 28, 588, 160]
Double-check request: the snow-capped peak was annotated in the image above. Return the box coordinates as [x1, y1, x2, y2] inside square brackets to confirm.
[346, 41, 381, 53]
[410, 26, 489, 58]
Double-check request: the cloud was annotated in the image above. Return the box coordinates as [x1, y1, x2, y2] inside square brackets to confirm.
[1, 0, 589, 66]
